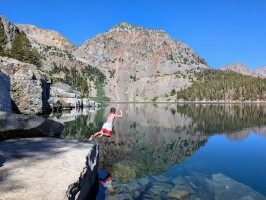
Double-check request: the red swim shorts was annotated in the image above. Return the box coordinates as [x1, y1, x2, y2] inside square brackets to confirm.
[101, 128, 112, 135]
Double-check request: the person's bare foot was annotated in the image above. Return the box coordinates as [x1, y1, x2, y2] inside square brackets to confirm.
[88, 136, 93, 141]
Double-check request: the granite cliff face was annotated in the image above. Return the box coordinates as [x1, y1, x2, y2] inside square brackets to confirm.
[0, 56, 51, 114]
[73, 22, 209, 101]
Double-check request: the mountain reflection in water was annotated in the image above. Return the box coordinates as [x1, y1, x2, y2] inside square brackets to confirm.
[54, 103, 266, 197]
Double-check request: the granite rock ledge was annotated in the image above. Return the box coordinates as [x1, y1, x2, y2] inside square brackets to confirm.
[0, 138, 99, 200]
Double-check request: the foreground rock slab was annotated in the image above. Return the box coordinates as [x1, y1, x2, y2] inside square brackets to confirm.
[0, 138, 98, 200]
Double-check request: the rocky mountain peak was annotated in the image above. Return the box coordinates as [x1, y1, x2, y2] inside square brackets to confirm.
[220, 62, 266, 78]
[220, 63, 252, 76]
[108, 22, 165, 34]
[254, 65, 266, 78]
[73, 22, 209, 101]
[16, 24, 75, 51]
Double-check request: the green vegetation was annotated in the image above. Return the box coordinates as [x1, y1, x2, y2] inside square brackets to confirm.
[130, 74, 137, 81]
[43, 45, 75, 61]
[49, 63, 110, 101]
[83, 65, 110, 102]
[175, 104, 266, 135]
[152, 96, 158, 102]
[83, 64, 105, 83]
[90, 81, 110, 102]
[61, 108, 105, 139]
[50, 63, 89, 98]
[167, 53, 174, 62]
[171, 89, 176, 96]
[9, 31, 42, 67]
[0, 44, 4, 56]
[0, 24, 42, 67]
[0, 22, 6, 56]
[176, 69, 266, 101]
[109, 69, 116, 78]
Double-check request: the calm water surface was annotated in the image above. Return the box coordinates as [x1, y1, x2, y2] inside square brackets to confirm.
[54, 103, 266, 200]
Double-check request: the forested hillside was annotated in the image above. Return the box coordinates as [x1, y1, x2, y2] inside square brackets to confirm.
[176, 69, 266, 101]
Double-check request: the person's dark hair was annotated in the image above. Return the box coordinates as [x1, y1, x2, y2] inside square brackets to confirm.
[110, 107, 116, 114]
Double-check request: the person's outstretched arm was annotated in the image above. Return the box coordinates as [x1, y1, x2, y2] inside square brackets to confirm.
[115, 110, 123, 118]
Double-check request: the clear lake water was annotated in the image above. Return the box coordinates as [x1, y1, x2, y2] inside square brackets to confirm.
[52, 103, 266, 200]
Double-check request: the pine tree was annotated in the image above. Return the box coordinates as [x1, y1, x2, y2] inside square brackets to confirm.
[0, 45, 4, 56]
[10, 31, 41, 66]
[30, 47, 42, 67]
[10, 31, 31, 61]
[0, 21, 6, 56]
[81, 79, 89, 98]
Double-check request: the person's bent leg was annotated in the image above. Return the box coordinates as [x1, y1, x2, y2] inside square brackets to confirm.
[100, 133, 111, 137]
[89, 131, 102, 141]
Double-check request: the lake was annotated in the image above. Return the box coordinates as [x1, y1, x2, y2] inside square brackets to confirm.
[54, 103, 266, 200]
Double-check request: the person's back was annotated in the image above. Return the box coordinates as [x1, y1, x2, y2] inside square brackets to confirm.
[106, 113, 115, 123]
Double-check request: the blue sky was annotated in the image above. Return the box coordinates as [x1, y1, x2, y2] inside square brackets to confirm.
[0, 0, 265, 69]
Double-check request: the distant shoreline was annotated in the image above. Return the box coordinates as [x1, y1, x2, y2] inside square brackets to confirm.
[102, 101, 266, 104]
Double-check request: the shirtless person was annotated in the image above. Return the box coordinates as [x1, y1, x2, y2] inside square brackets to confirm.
[88, 107, 123, 141]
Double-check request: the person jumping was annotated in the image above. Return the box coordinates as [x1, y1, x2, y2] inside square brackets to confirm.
[88, 107, 123, 141]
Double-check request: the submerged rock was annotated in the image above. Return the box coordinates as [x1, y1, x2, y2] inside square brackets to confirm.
[111, 162, 137, 184]
[167, 188, 190, 199]
[126, 182, 141, 191]
[148, 183, 172, 197]
[208, 173, 266, 200]
[138, 177, 150, 186]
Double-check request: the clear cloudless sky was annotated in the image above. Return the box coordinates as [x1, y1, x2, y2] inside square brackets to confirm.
[0, 0, 265, 69]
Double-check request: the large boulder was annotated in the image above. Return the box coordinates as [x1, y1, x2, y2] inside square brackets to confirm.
[0, 56, 51, 114]
[0, 111, 64, 140]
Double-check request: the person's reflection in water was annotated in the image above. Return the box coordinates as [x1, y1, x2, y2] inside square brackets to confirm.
[87, 172, 116, 200]
[99, 173, 116, 196]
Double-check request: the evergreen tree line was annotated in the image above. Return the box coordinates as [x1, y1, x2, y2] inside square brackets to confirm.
[82, 64, 106, 83]
[0, 22, 5, 55]
[175, 104, 266, 135]
[0, 22, 41, 67]
[176, 69, 266, 101]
